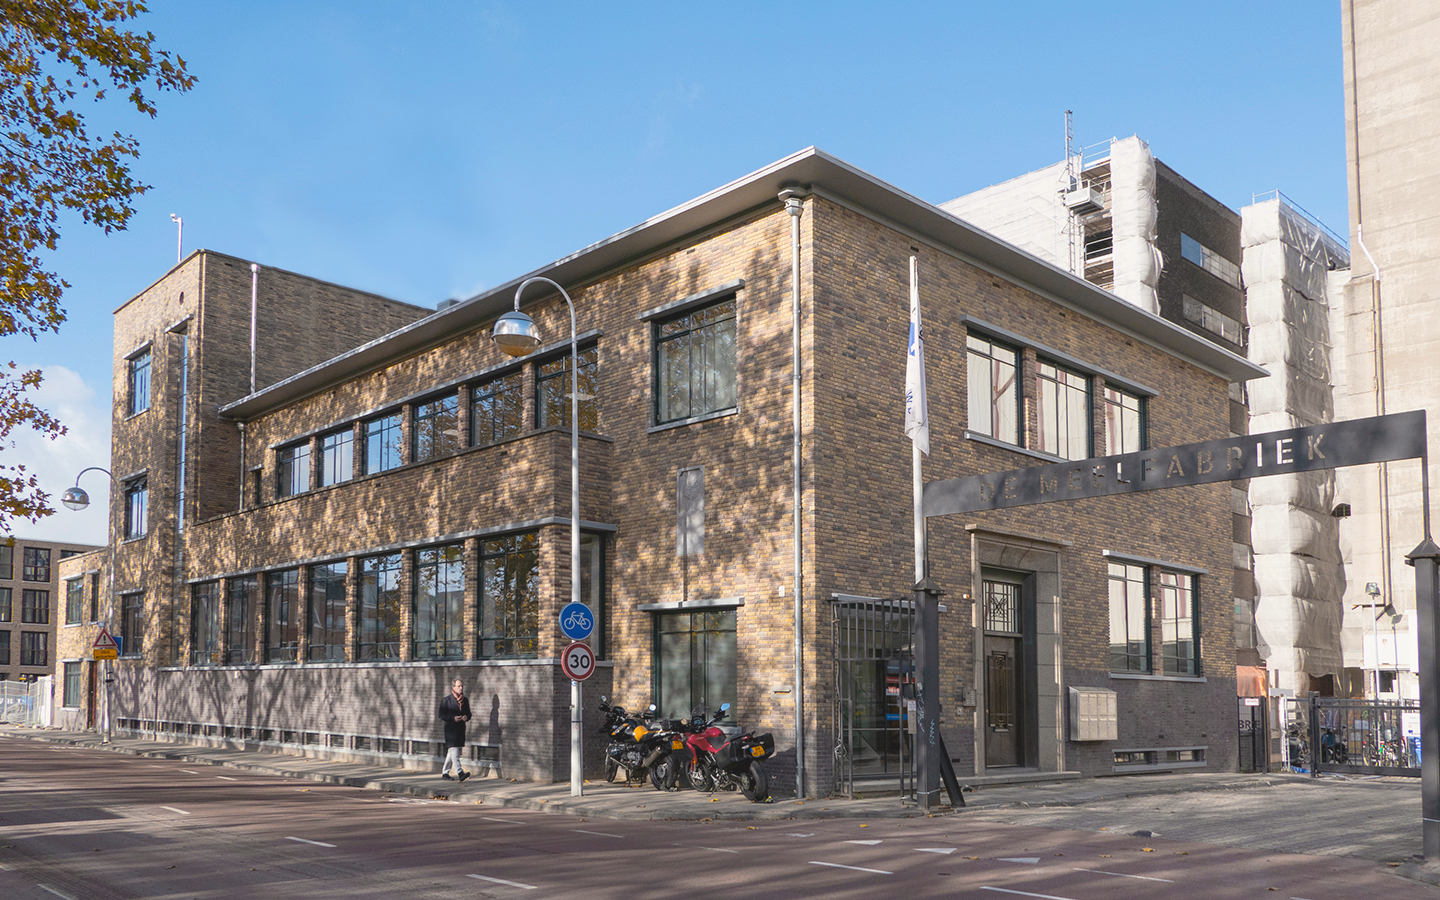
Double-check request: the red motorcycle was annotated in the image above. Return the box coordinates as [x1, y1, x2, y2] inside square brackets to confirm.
[676, 702, 773, 802]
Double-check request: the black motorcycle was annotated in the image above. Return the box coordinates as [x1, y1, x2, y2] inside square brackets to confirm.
[597, 697, 684, 789]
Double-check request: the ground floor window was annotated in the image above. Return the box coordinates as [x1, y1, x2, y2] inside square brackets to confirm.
[1160, 570, 1200, 675]
[479, 533, 539, 658]
[360, 553, 402, 660]
[309, 561, 347, 661]
[62, 661, 82, 708]
[266, 569, 301, 662]
[226, 575, 258, 663]
[120, 593, 143, 658]
[0, 631, 9, 665]
[1108, 563, 1150, 673]
[415, 544, 464, 660]
[191, 582, 221, 665]
[654, 609, 736, 720]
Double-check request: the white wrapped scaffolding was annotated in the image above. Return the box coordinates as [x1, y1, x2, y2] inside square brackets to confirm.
[1243, 198, 1351, 691]
[1108, 137, 1162, 316]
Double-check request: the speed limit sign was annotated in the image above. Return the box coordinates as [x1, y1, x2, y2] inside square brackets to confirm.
[560, 641, 595, 681]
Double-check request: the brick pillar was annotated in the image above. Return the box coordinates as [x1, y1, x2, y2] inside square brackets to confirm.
[399, 549, 415, 662]
[344, 556, 359, 662]
[464, 537, 480, 659]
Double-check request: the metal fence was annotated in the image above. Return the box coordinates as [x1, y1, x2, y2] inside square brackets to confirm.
[1283, 694, 1420, 777]
[831, 595, 915, 798]
[0, 677, 51, 728]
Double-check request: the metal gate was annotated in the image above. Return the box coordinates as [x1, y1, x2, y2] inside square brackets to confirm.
[1237, 697, 1268, 773]
[831, 595, 915, 798]
[1284, 695, 1420, 777]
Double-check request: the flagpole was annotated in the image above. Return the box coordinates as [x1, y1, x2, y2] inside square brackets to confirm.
[911, 255, 925, 583]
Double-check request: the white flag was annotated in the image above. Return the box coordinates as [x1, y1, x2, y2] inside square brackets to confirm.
[904, 257, 930, 456]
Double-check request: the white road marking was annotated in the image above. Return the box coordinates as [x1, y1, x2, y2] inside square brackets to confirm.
[998, 857, 1041, 864]
[1072, 867, 1174, 883]
[786, 833, 815, 837]
[673, 843, 738, 853]
[468, 873, 537, 890]
[285, 836, 337, 848]
[178, 769, 199, 775]
[572, 829, 623, 838]
[38, 885, 76, 900]
[980, 888, 1078, 900]
[215, 775, 237, 781]
[809, 861, 893, 875]
[846, 839, 883, 845]
[159, 806, 191, 815]
[479, 816, 524, 824]
[916, 848, 956, 854]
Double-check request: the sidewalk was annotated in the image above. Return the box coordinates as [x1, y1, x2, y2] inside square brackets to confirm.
[0, 723, 1302, 821]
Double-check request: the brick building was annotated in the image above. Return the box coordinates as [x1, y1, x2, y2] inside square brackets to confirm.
[0, 538, 102, 692]
[88, 148, 1262, 792]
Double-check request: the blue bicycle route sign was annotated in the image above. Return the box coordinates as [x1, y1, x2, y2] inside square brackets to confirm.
[559, 602, 595, 641]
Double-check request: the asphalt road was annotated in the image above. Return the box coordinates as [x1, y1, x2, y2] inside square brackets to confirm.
[0, 739, 1433, 899]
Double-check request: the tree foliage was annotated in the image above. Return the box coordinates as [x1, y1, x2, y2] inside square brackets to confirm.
[0, 0, 193, 535]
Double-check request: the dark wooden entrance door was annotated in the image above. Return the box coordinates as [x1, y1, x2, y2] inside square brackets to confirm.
[983, 578, 1025, 768]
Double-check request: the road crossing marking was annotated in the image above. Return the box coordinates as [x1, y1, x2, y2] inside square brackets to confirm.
[285, 836, 336, 848]
[1072, 867, 1174, 883]
[980, 888, 1078, 900]
[37, 885, 76, 900]
[215, 775, 237, 781]
[845, 839, 882, 845]
[916, 848, 956, 854]
[997, 857, 1041, 864]
[572, 829, 624, 838]
[673, 843, 739, 853]
[809, 861, 893, 875]
[178, 769, 199, 774]
[468, 873, 537, 890]
[786, 833, 815, 837]
[478, 815, 526, 824]
[160, 806, 191, 816]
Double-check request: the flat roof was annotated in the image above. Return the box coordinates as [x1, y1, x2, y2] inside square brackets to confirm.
[222, 147, 1265, 420]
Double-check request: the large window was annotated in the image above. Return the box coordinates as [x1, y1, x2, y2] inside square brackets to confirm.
[364, 412, 403, 475]
[278, 443, 310, 497]
[414, 394, 460, 463]
[266, 569, 301, 663]
[1160, 571, 1200, 675]
[21, 631, 46, 667]
[1180, 233, 1241, 288]
[309, 561, 347, 661]
[318, 429, 354, 487]
[191, 581, 221, 665]
[1036, 360, 1090, 460]
[654, 609, 737, 721]
[120, 592, 143, 657]
[0, 544, 11, 579]
[579, 533, 605, 658]
[415, 544, 464, 659]
[0, 631, 7, 665]
[359, 553, 403, 660]
[479, 533, 539, 658]
[65, 579, 84, 624]
[22, 546, 50, 581]
[1182, 294, 1243, 345]
[62, 661, 82, 708]
[1104, 386, 1145, 454]
[0, 586, 10, 621]
[966, 335, 1019, 445]
[21, 589, 48, 624]
[655, 298, 736, 425]
[124, 479, 148, 539]
[225, 575, 258, 664]
[471, 372, 523, 445]
[537, 346, 599, 432]
[1108, 562, 1150, 673]
[128, 349, 151, 415]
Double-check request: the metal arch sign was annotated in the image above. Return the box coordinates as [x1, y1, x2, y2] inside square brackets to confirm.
[924, 411, 1428, 516]
[560, 641, 595, 681]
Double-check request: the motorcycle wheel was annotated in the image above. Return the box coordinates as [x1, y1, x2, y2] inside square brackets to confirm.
[687, 758, 716, 792]
[649, 755, 677, 792]
[604, 758, 619, 783]
[739, 760, 768, 802]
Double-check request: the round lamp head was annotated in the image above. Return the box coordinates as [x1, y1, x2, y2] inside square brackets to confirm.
[61, 486, 90, 511]
[492, 309, 542, 357]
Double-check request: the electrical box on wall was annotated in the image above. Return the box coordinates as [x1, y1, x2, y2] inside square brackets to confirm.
[1069, 686, 1118, 741]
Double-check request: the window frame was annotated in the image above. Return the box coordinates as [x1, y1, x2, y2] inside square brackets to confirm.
[652, 608, 738, 721]
[308, 561, 347, 662]
[966, 333, 1021, 446]
[1035, 358, 1092, 460]
[225, 575, 258, 664]
[20, 589, 49, 624]
[363, 411, 403, 475]
[414, 543, 465, 660]
[120, 592, 143, 658]
[0, 544, 11, 579]
[191, 581, 222, 665]
[20, 631, 47, 667]
[1108, 562, 1151, 674]
[1160, 570, 1201, 676]
[265, 568, 301, 663]
[124, 478, 148, 539]
[128, 348, 151, 416]
[0, 586, 10, 622]
[359, 553, 403, 661]
[1103, 385, 1146, 454]
[653, 295, 738, 426]
[22, 546, 50, 581]
[0, 630, 7, 665]
[413, 393, 461, 463]
[471, 370, 525, 446]
[318, 428, 354, 488]
[277, 442, 311, 498]
[62, 661, 83, 708]
[537, 344, 599, 433]
[478, 532, 539, 659]
[65, 578, 84, 624]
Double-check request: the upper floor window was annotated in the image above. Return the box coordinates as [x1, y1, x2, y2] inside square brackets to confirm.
[278, 443, 311, 497]
[966, 335, 1019, 445]
[1108, 562, 1150, 674]
[538, 345, 599, 432]
[1160, 571, 1200, 676]
[1180, 233, 1241, 289]
[20, 589, 48, 624]
[65, 578, 84, 624]
[414, 394, 460, 463]
[22, 546, 50, 581]
[124, 478, 148, 539]
[364, 412, 403, 475]
[655, 298, 736, 425]
[128, 349, 151, 415]
[472, 372, 523, 446]
[0, 544, 12, 579]
[1104, 386, 1145, 454]
[0, 586, 10, 621]
[1181, 294, 1243, 345]
[20, 631, 47, 667]
[1036, 360, 1090, 460]
[318, 429, 353, 487]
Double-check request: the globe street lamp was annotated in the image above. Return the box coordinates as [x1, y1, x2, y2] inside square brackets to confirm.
[493, 276, 584, 797]
[62, 466, 114, 742]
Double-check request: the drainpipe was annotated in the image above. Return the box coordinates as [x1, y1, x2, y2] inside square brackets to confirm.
[781, 188, 806, 798]
[249, 263, 259, 394]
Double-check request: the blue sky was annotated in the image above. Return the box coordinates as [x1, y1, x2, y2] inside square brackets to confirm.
[5, 1, 1347, 543]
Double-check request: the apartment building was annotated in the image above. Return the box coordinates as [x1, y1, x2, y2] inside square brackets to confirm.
[0, 538, 102, 687]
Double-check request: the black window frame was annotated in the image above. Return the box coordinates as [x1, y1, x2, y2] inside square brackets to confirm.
[20, 589, 49, 624]
[363, 411, 403, 475]
[414, 543, 465, 660]
[413, 393, 460, 464]
[123, 478, 148, 539]
[0, 586, 10, 622]
[128, 348, 151, 416]
[308, 561, 347, 662]
[1103, 384, 1147, 454]
[471, 370, 524, 446]
[0, 544, 11, 579]
[0, 630, 8, 665]
[1035, 358, 1092, 460]
[225, 575, 258, 664]
[120, 592, 143, 658]
[653, 296, 737, 426]
[62, 660, 82, 708]
[652, 608, 738, 721]
[22, 546, 50, 581]
[359, 553, 403, 661]
[318, 428, 354, 488]
[537, 344, 599, 433]
[1160, 570, 1201, 676]
[191, 581, 222, 665]
[277, 442, 311, 498]
[478, 532, 539, 659]
[20, 631, 47, 667]
[65, 578, 84, 624]
[1108, 562, 1151, 674]
[265, 568, 301, 663]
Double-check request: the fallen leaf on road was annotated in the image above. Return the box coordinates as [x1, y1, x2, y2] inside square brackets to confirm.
[1141, 848, 1154, 852]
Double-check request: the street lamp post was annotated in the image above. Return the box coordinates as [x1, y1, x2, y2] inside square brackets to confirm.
[493, 276, 584, 797]
[62, 467, 114, 743]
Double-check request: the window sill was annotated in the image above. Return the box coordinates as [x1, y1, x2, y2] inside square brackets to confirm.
[649, 407, 738, 434]
[121, 535, 148, 545]
[1109, 672, 1206, 683]
[963, 431, 1068, 463]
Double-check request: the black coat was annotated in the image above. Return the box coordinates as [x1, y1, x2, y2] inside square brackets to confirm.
[439, 692, 471, 748]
